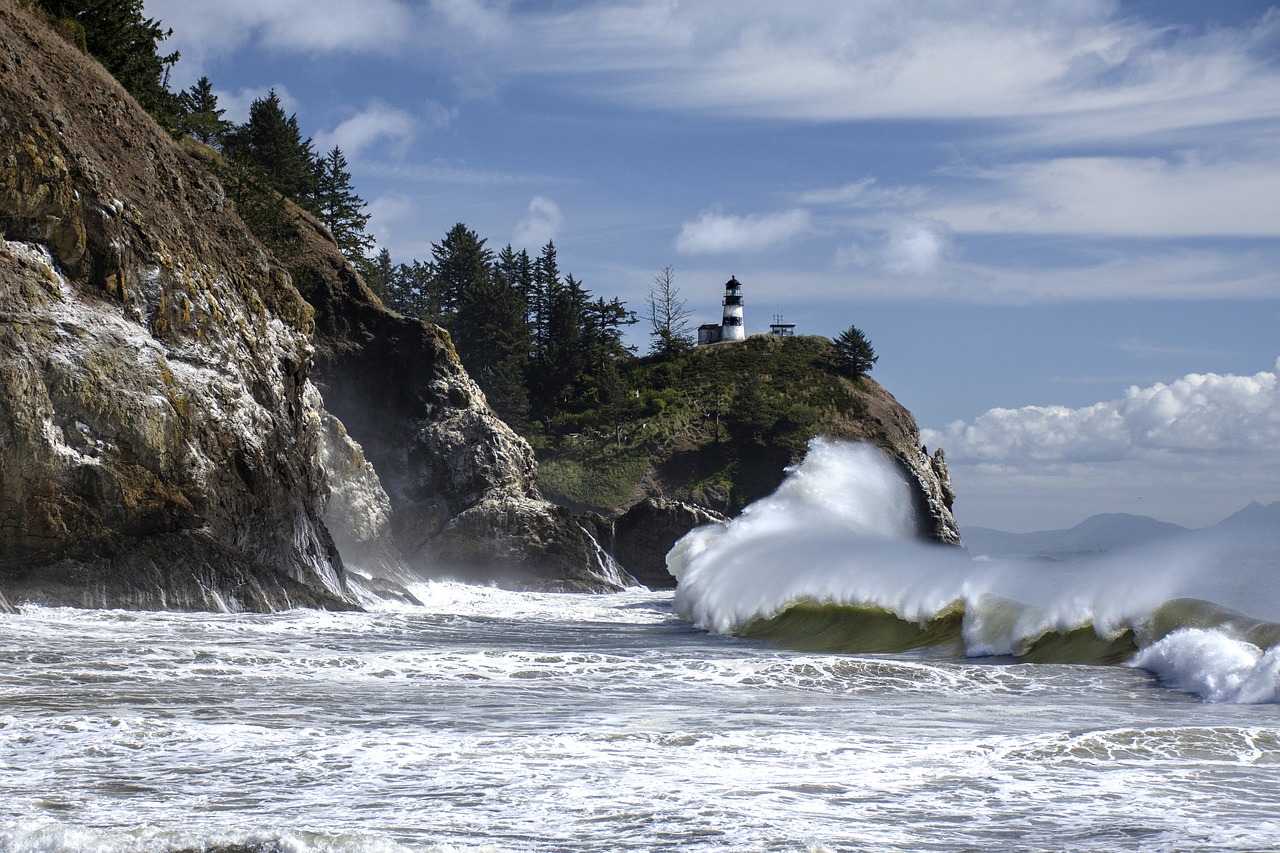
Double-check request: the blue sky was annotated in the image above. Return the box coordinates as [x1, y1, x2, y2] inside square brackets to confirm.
[145, 0, 1280, 531]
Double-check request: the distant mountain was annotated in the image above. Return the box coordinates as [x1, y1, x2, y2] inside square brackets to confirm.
[965, 501, 1279, 559]
[964, 513, 1187, 559]
[1209, 501, 1280, 533]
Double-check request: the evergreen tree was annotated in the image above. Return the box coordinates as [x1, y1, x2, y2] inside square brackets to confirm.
[584, 295, 637, 371]
[529, 241, 559, 361]
[176, 76, 232, 147]
[531, 272, 587, 424]
[314, 146, 373, 264]
[493, 244, 536, 329]
[831, 324, 878, 377]
[356, 247, 395, 303]
[382, 259, 434, 319]
[429, 223, 492, 320]
[459, 274, 531, 427]
[224, 90, 319, 209]
[38, 0, 181, 128]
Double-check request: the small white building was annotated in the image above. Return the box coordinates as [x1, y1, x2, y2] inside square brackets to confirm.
[697, 276, 747, 345]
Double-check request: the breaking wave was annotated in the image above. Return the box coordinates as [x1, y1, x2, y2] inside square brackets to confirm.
[668, 438, 1280, 704]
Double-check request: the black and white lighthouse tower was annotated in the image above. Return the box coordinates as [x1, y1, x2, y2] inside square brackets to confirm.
[697, 275, 749, 345]
[720, 276, 745, 341]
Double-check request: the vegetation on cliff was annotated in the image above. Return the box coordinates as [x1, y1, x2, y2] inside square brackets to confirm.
[534, 334, 877, 514]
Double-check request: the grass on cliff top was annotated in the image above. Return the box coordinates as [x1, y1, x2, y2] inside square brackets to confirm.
[534, 334, 871, 514]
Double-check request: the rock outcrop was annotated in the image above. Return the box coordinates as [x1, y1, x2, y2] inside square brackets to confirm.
[0, 1, 350, 609]
[611, 499, 729, 589]
[284, 219, 632, 592]
[533, 336, 963, 581]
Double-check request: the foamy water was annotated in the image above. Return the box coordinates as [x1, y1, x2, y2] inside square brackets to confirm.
[2, 440, 1279, 851]
[1, 590, 1279, 852]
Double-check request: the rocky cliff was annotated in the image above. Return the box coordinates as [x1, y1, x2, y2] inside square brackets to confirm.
[541, 334, 963, 579]
[284, 225, 632, 592]
[0, 0, 631, 604]
[0, 0, 349, 609]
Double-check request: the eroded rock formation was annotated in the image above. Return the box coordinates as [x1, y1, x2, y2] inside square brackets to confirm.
[0, 1, 349, 609]
[295, 235, 632, 592]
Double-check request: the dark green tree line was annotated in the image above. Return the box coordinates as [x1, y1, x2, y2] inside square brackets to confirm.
[373, 227, 636, 438]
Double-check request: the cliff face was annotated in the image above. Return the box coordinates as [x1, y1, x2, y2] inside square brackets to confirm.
[541, 334, 963, 572]
[293, 233, 632, 591]
[0, 1, 349, 609]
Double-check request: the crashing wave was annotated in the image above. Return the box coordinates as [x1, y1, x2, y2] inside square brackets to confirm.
[667, 438, 1280, 704]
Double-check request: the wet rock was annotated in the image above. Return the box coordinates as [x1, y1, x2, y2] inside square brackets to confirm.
[611, 498, 729, 589]
[0, 3, 351, 610]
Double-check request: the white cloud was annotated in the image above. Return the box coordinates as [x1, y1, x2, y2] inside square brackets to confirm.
[925, 359, 1280, 529]
[458, 1, 1280, 143]
[926, 358, 1280, 466]
[421, 100, 460, 131]
[429, 0, 512, 42]
[838, 218, 953, 276]
[513, 196, 564, 249]
[676, 208, 812, 255]
[314, 102, 417, 160]
[364, 194, 415, 254]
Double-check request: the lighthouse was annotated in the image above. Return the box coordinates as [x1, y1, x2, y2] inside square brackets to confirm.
[697, 275, 749, 345]
[721, 276, 745, 341]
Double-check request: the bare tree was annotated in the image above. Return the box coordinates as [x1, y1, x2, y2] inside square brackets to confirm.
[646, 266, 694, 357]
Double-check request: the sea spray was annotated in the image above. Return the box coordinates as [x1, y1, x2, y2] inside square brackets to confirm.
[669, 440, 965, 636]
[667, 438, 1280, 702]
[1130, 630, 1280, 704]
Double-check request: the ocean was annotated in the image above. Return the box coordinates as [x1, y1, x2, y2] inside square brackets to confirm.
[2, 440, 1278, 852]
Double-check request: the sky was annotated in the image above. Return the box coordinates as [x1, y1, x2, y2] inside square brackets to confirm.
[144, 0, 1280, 532]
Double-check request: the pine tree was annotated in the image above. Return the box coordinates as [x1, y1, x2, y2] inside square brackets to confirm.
[39, 0, 181, 128]
[832, 324, 878, 377]
[314, 147, 373, 265]
[540, 275, 582, 421]
[529, 241, 559, 362]
[224, 90, 319, 209]
[176, 76, 232, 147]
[356, 247, 395, 303]
[459, 274, 531, 427]
[429, 223, 493, 321]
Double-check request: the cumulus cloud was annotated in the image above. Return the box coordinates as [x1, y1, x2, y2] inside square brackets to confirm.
[838, 218, 953, 276]
[925, 359, 1280, 528]
[925, 359, 1280, 467]
[314, 102, 417, 160]
[514, 197, 564, 249]
[676, 208, 812, 255]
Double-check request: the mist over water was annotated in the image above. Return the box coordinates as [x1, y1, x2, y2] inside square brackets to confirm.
[669, 438, 1280, 704]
